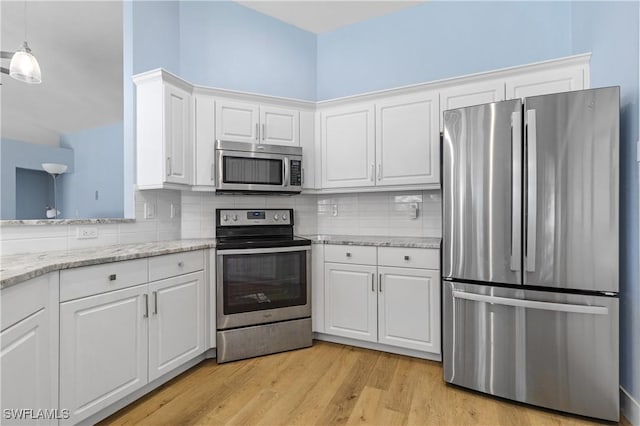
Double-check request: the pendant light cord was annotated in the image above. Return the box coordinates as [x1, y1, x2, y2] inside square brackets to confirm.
[23, 1, 27, 42]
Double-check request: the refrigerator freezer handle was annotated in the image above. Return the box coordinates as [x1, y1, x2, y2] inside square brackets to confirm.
[510, 111, 522, 271]
[526, 109, 537, 272]
[452, 290, 609, 315]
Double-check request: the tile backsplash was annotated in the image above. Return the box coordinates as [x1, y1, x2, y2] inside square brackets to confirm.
[0, 188, 441, 255]
[317, 190, 441, 237]
[0, 190, 181, 255]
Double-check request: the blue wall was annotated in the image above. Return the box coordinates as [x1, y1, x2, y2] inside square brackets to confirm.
[179, 1, 316, 100]
[0, 139, 74, 220]
[15, 168, 53, 220]
[316, 1, 573, 100]
[572, 0, 640, 404]
[60, 123, 125, 219]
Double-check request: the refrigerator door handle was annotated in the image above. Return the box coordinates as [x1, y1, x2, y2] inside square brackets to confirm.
[526, 109, 537, 272]
[451, 290, 609, 315]
[510, 111, 522, 271]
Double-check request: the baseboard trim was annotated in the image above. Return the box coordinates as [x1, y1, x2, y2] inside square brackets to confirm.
[621, 387, 640, 425]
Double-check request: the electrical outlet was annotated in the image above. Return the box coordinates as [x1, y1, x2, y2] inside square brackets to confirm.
[332, 204, 338, 217]
[170, 203, 181, 219]
[76, 227, 98, 239]
[144, 202, 156, 219]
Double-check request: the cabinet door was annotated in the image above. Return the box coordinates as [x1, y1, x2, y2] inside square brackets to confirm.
[439, 79, 505, 130]
[215, 100, 259, 143]
[378, 267, 441, 354]
[324, 263, 377, 342]
[260, 106, 299, 146]
[505, 64, 587, 100]
[164, 84, 192, 185]
[148, 272, 205, 382]
[194, 94, 216, 187]
[376, 92, 440, 186]
[1, 310, 54, 425]
[60, 285, 148, 424]
[299, 110, 316, 189]
[321, 104, 375, 188]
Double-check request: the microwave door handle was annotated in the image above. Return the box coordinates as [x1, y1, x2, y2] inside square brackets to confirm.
[283, 157, 290, 187]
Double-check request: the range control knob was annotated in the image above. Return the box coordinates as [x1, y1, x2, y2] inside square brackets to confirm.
[273, 214, 279, 221]
[232, 214, 238, 222]
[282, 214, 288, 221]
[222, 214, 228, 222]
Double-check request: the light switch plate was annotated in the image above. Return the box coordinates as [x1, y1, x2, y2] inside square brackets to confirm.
[144, 202, 156, 219]
[76, 227, 98, 239]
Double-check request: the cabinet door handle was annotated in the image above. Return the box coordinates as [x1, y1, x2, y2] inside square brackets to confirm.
[371, 273, 375, 292]
[379, 273, 383, 292]
[370, 164, 375, 181]
[404, 255, 410, 261]
[178, 261, 184, 267]
[377, 164, 382, 181]
[262, 124, 266, 141]
[108, 274, 116, 281]
[255, 123, 259, 141]
[153, 291, 158, 315]
[166, 157, 172, 176]
[346, 252, 352, 257]
[143, 294, 149, 318]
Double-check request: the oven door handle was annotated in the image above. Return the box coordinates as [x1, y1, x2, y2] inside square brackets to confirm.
[216, 246, 312, 255]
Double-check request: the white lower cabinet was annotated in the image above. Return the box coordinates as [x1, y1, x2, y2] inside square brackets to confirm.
[148, 271, 205, 382]
[377, 266, 440, 353]
[322, 245, 441, 357]
[324, 263, 377, 342]
[60, 285, 148, 424]
[59, 250, 207, 424]
[1, 273, 59, 426]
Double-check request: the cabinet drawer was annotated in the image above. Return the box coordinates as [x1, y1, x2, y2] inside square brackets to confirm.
[324, 245, 376, 265]
[378, 247, 439, 269]
[149, 250, 204, 282]
[60, 259, 148, 302]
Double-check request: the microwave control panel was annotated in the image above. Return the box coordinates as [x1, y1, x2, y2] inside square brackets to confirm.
[290, 160, 302, 187]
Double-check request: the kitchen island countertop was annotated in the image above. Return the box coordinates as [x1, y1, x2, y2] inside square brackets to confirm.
[0, 239, 216, 290]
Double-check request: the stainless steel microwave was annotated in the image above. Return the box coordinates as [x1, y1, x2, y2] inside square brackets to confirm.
[215, 140, 302, 194]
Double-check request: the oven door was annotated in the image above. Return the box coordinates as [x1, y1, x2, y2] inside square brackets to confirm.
[217, 246, 311, 330]
[215, 149, 301, 193]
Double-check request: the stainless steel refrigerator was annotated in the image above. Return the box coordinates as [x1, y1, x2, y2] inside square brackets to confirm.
[442, 87, 619, 421]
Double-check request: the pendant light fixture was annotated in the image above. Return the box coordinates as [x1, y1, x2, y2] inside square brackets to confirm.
[1, 1, 41, 84]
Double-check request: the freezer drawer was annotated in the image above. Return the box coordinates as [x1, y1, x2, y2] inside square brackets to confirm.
[443, 281, 619, 421]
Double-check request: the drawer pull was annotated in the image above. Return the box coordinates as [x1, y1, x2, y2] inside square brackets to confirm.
[346, 252, 352, 258]
[404, 255, 410, 261]
[143, 294, 149, 318]
[371, 273, 375, 292]
[178, 261, 184, 267]
[108, 274, 117, 281]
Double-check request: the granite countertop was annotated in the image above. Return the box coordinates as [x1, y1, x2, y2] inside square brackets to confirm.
[0, 218, 136, 226]
[301, 234, 441, 249]
[0, 239, 216, 290]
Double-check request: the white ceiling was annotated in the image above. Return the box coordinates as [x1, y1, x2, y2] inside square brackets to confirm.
[236, 0, 425, 34]
[1, 1, 123, 146]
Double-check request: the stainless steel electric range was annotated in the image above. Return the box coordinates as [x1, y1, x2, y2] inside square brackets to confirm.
[215, 208, 312, 363]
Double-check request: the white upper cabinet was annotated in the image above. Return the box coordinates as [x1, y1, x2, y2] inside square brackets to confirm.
[321, 103, 375, 188]
[439, 79, 506, 130]
[260, 106, 300, 146]
[193, 95, 216, 188]
[299, 110, 317, 189]
[376, 91, 440, 186]
[505, 62, 588, 100]
[215, 100, 260, 143]
[135, 70, 193, 189]
[216, 100, 300, 146]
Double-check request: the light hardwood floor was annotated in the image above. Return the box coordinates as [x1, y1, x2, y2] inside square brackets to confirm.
[101, 341, 625, 426]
